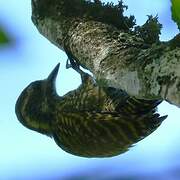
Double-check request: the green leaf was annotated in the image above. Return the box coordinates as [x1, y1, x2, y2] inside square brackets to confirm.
[171, 0, 180, 30]
[0, 26, 10, 45]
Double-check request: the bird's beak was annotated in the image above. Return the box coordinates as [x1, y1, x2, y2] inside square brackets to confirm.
[47, 63, 60, 83]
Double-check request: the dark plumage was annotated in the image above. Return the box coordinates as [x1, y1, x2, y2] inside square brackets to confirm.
[15, 64, 167, 157]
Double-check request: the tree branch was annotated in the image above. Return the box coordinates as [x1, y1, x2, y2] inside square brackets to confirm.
[31, 0, 180, 107]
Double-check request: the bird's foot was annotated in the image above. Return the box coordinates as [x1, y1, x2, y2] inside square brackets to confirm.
[66, 58, 72, 69]
[66, 58, 84, 75]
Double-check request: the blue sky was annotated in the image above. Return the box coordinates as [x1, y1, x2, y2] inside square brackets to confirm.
[0, 0, 179, 179]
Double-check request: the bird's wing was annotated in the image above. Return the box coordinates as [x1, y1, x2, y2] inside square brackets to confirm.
[52, 111, 166, 157]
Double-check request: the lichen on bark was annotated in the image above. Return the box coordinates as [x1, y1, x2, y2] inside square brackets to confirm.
[31, 0, 180, 107]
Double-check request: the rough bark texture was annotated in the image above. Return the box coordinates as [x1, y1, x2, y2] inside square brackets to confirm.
[31, 0, 180, 107]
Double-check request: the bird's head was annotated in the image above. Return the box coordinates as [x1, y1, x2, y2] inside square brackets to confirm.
[15, 63, 60, 135]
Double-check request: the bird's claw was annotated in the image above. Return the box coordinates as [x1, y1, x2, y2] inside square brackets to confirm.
[66, 58, 72, 69]
[66, 58, 84, 76]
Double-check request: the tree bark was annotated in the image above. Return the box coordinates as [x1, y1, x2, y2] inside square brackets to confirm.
[31, 0, 180, 107]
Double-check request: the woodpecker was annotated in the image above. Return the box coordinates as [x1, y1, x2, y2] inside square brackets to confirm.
[15, 63, 167, 157]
